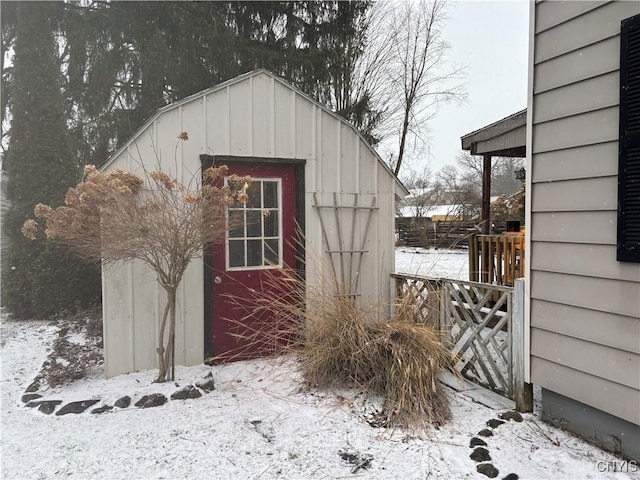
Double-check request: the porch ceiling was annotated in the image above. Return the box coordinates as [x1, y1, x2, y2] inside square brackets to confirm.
[461, 109, 527, 157]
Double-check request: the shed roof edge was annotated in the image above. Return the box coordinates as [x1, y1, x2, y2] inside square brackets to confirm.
[100, 69, 409, 195]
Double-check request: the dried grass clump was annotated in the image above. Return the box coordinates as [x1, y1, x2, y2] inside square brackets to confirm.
[298, 291, 454, 429]
[219, 263, 454, 429]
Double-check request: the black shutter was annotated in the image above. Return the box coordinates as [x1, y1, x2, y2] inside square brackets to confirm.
[618, 13, 640, 263]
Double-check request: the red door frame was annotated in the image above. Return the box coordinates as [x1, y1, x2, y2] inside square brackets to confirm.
[200, 155, 305, 361]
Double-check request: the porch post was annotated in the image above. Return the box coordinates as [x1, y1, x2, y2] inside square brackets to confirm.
[482, 154, 492, 235]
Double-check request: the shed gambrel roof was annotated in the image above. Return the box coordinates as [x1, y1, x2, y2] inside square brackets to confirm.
[101, 69, 408, 195]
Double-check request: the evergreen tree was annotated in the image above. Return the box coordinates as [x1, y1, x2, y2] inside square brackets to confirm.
[2, 1, 100, 318]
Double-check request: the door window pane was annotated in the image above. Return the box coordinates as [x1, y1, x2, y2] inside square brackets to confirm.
[247, 239, 262, 266]
[228, 210, 244, 238]
[265, 239, 279, 265]
[228, 240, 245, 268]
[263, 210, 278, 237]
[246, 210, 262, 237]
[246, 182, 261, 209]
[263, 181, 278, 208]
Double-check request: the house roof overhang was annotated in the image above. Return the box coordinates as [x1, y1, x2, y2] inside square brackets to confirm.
[461, 108, 527, 157]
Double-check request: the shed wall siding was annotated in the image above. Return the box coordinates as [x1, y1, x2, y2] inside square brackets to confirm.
[530, 1, 640, 425]
[102, 72, 397, 377]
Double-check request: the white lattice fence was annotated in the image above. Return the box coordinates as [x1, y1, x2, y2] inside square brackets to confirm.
[443, 280, 513, 397]
[393, 274, 516, 400]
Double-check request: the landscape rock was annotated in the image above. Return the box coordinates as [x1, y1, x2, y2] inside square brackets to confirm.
[470, 447, 491, 463]
[502, 474, 519, 480]
[22, 393, 42, 403]
[196, 378, 215, 393]
[171, 385, 202, 400]
[92, 405, 114, 414]
[477, 463, 499, 478]
[135, 393, 167, 409]
[56, 399, 100, 416]
[114, 396, 131, 409]
[36, 400, 62, 415]
[498, 411, 523, 423]
[486, 419, 505, 429]
[478, 429, 494, 437]
[338, 450, 373, 474]
[470, 437, 488, 448]
[25, 379, 41, 393]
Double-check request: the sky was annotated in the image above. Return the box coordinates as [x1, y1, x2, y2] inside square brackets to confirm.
[419, 0, 530, 174]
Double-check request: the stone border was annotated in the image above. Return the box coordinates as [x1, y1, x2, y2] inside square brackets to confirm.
[468, 410, 523, 479]
[22, 371, 216, 416]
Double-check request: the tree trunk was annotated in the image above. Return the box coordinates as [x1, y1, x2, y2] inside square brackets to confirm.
[155, 299, 171, 382]
[163, 290, 177, 382]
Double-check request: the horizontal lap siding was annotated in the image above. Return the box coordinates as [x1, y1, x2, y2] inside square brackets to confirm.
[531, 1, 640, 422]
[532, 142, 618, 182]
[532, 300, 640, 355]
[531, 242, 640, 282]
[531, 357, 640, 425]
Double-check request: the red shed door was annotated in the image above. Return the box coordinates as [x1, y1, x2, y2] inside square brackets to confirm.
[210, 163, 298, 361]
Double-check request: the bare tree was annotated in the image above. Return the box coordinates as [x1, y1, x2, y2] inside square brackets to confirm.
[383, 0, 464, 176]
[456, 151, 524, 197]
[22, 134, 247, 382]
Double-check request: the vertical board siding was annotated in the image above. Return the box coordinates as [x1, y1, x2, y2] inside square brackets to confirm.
[295, 94, 314, 160]
[320, 111, 340, 192]
[531, 1, 640, 423]
[275, 83, 295, 158]
[102, 71, 398, 376]
[181, 100, 206, 169]
[251, 74, 272, 158]
[229, 80, 251, 155]
[206, 90, 229, 155]
[340, 124, 357, 193]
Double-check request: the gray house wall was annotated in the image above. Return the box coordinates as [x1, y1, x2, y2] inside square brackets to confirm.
[528, 0, 640, 460]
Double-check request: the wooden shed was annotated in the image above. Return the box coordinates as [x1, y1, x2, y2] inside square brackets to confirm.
[100, 69, 407, 377]
[528, 1, 639, 460]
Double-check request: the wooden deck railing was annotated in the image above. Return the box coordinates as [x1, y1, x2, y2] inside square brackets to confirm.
[468, 233, 525, 286]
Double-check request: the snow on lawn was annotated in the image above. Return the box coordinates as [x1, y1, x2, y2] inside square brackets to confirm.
[2, 315, 638, 480]
[396, 246, 469, 281]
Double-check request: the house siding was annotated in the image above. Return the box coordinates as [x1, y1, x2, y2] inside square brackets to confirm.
[101, 71, 399, 377]
[529, 0, 640, 435]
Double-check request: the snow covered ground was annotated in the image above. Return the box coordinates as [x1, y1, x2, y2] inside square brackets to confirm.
[2, 313, 638, 480]
[395, 246, 469, 281]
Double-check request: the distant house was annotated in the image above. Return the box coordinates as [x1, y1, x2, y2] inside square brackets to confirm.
[99, 70, 407, 378]
[527, 1, 639, 460]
